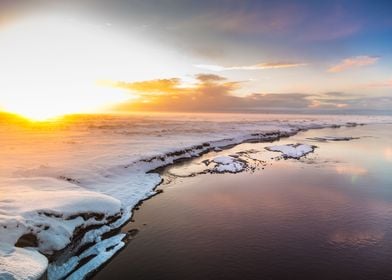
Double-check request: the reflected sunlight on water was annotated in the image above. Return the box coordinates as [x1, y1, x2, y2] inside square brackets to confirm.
[385, 148, 392, 162]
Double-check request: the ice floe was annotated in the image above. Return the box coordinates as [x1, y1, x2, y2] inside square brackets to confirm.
[265, 143, 316, 159]
[211, 155, 246, 173]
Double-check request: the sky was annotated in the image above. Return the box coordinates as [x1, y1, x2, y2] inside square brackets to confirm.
[0, 0, 391, 118]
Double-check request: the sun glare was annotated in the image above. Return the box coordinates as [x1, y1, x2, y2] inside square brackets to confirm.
[0, 15, 135, 120]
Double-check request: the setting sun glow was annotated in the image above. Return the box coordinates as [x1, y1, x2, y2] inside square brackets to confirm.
[0, 15, 146, 120]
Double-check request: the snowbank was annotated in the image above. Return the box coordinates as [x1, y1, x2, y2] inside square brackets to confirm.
[0, 178, 122, 280]
[0, 178, 121, 253]
[0, 243, 48, 280]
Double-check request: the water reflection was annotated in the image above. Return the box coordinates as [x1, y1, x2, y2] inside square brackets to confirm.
[328, 230, 384, 247]
[335, 165, 368, 184]
[335, 165, 367, 176]
[384, 147, 392, 161]
[95, 124, 392, 280]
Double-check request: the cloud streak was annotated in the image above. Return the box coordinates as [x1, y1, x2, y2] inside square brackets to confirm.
[328, 56, 379, 73]
[195, 62, 306, 71]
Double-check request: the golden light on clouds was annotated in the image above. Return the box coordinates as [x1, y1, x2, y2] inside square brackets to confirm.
[0, 9, 390, 117]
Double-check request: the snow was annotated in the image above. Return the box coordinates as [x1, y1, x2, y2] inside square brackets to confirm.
[265, 143, 316, 159]
[167, 150, 263, 177]
[0, 243, 48, 280]
[212, 156, 245, 173]
[0, 177, 121, 253]
[1, 113, 391, 279]
[0, 177, 122, 280]
[212, 155, 236, 165]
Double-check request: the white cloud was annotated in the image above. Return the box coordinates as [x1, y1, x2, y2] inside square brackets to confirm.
[195, 62, 306, 71]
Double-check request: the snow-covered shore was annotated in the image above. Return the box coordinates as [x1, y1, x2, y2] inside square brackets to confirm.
[1, 113, 391, 279]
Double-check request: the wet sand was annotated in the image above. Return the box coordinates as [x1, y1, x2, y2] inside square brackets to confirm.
[94, 124, 392, 280]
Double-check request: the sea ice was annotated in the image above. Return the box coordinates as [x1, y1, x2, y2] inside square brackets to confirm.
[265, 143, 316, 159]
[212, 155, 245, 173]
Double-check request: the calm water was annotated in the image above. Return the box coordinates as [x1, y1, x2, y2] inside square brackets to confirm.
[94, 124, 392, 280]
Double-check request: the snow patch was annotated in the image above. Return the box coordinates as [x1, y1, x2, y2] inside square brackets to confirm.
[211, 156, 245, 173]
[0, 243, 48, 280]
[265, 143, 316, 159]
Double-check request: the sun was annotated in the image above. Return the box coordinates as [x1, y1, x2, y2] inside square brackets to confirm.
[0, 12, 196, 120]
[0, 15, 133, 120]
[1, 84, 130, 121]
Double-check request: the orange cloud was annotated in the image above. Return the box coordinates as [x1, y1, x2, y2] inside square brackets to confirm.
[111, 78, 183, 94]
[110, 74, 242, 112]
[195, 62, 306, 71]
[109, 74, 314, 112]
[328, 56, 379, 73]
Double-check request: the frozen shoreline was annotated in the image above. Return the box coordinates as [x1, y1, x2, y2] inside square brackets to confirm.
[1, 114, 392, 279]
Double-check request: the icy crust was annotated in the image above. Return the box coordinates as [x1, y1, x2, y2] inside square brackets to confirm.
[307, 136, 359, 142]
[0, 243, 48, 280]
[265, 143, 316, 159]
[1, 114, 391, 279]
[48, 234, 125, 280]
